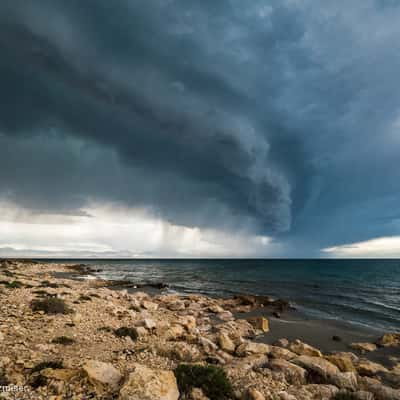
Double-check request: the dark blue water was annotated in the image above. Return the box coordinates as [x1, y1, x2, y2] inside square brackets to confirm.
[45, 259, 400, 332]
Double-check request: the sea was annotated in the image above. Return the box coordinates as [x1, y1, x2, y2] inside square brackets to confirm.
[43, 258, 400, 332]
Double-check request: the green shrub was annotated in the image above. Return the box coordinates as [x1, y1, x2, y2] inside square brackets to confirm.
[5, 280, 23, 289]
[174, 364, 234, 400]
[30, 298, 72, 315]
[51, 336, 75, 345]
[114, 327, 138, 341]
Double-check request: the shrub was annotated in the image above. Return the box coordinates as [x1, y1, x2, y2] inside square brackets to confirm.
[40, 280, 60, 288]
[5, 280, 23, 289]
[0, 370, 8, 386]
[29, 361, 64, 387]
[31, 361, 64, 374]
[30, 298, 72, 315]
[114, 327, 138, 341]
[98, 326, 113, 333]
[78, 295, 92, 301]
[174, 364, 234, 400]
[51, 336, 75, 345]
[334, 394, 359, 400]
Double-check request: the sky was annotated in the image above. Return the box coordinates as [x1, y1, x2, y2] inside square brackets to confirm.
[0, 0, 400, 258]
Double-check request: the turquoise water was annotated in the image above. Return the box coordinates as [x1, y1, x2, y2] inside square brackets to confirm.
[46, 259, 400, 332]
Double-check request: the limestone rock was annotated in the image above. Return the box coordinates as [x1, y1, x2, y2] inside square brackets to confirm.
[330, 371, 358, 391]
[167, 342, 201, 362]
[292, 355, 339, 381]
[359, 376, 400, 400]
[376, 333, 400, 348]
[218, 320, 256, 340]
[325, 354, 356, 372]
[166, 324, 185, 340]
[350, 342, 377, 352]
[236, 341, 270, 357]
[357, 360, 388, 376]
[141, 300, 158, 311]
[352, 391, 375, 400]
[245, 387, 265, 400]
[274, 338, 289, 348]
[178, 316, 196, 331]
[246, 317, 269, 333]
[83, 360, 122, 393]
[198, 336, 218, 354]
[269, 346, 296, 361]
[268, 358, 307, 385]
[119, 363, 179, 400]
[218, 332, 236, 353]
[168, 301, 186, 311]
[289, 340, 322, 357]
[208, 305, 225, 314]
[217, 311, 234, 321]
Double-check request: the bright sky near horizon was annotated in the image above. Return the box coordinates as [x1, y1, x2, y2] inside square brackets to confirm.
[1, 0, 400, 258]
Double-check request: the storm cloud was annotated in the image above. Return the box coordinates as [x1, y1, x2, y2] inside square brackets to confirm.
[1, 0, 400, 256]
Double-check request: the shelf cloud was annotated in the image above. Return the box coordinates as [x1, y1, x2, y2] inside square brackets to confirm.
[1, 0, 400, 256]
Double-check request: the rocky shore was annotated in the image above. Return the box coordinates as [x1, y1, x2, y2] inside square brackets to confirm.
[0, 260, 399, 400]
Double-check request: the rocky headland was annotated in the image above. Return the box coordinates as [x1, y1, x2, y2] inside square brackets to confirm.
[0, 259, 399, 400]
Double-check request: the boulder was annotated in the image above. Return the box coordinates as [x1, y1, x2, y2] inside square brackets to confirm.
[359, 376, 400, 400]
[83, 360, 122, 393]
[376, 333, 400, 348]
[269, 346, 296, 361]
[246, 317, 269, 333]
[168, 301, 186, 311]
[274, 338, 289, 348]
[218, 332, 236, 353]
[119, 363, 179, 400]
[217, 311, 234, 321]
[377, 370, 400, 389]
[288, 384, 339, 400]
[218, 320, 255, 340]
[199, 337, 218, 354]
[330, 371, 358, 391]
[350, 342, 377, 353]
[208, 305, 225, 314]
[166, 342, 201, 362]
[268, 358, 307, 385]
[141, 300, 158, 311]
[244, 387, 265, 400]
[135, 326, 149, 338]
[178, 316, 196, 331]
[236, 341, 270, 357]
[140, 318, 157, 330]
[292, 355, 340, 381]
[325, 354, 356, 373]
[165, 324, 185, 340]
[289, 340, 322, 357]
[357, 360, 388, 377]
[352, 391, 374, 400]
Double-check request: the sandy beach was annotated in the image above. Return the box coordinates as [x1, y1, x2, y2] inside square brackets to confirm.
[0, 259, 399, 400]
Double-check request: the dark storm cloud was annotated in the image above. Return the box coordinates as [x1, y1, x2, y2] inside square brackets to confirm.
[1, 0, 400, 253]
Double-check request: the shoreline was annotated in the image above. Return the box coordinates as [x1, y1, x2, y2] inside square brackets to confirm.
[0, 259, 399, 399]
